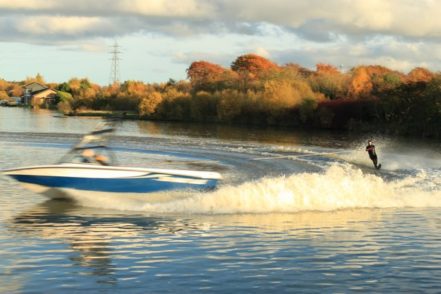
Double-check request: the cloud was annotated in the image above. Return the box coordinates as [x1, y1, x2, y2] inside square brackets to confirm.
[218, 0, 441, 40]
[171, 51, 234, 67]
[116, 0, 214, 18]
[270, 37, 441, 72]
[59, 41, 108, 53]
[2, 0, 441, 80]
[17, 16, 107, 35]
[254, 47, 270, 58]
[1, 0, 441, 42]
[0, 0, 214, 18]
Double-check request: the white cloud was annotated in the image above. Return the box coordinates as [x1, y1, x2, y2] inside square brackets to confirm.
[0, 0, 56, 10]
[0, 0, 441, 42]
[254, 47, 270, 58]
[17, 16, 107, 35]
[217, 0, 441, 40]
[60, 41, 108, 53]
[270, 37, 441, 72]
[2, 0, 441, 83]
[117, 0, 214, 18]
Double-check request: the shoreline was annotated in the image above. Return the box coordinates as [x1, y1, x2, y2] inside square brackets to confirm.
[59, 109, 439, 141]
[2, 106, 439, 142]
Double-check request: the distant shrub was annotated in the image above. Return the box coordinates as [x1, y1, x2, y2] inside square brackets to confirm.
[139, 91, 163, 117]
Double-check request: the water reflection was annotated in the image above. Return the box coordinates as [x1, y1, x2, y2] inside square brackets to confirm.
[0, 107, 361, 148]
[6, 199, 440, 292]
[2, 107, 439, 152]
[11, 200, 385, 234]
[9, 199, 386, 264]
[0, 107, 103, 134]
[134, 120, 348, 147]
[10, 201, 157, 284]
[2, 107, 441, 292]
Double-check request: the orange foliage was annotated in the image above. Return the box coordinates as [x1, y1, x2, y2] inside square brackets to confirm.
[349, 67, 371, 97]
[25, 73, 45, 86]
[0, 90, 8, 100]
[139, 91, 163, 116]
[187, 61, 226, 85]
[316, 63, 340, 75]
[263, 79, 317, 109]
[8, 84, 22, 97]
[280, 63, 314, 79]
[231, 54, 279, 77]
[0, 79, 8, 91]
[121, 80, 152, 97]
[348, 66, 404, 97]
[102, 82, 121, 97]
[407, 67, 434, 83]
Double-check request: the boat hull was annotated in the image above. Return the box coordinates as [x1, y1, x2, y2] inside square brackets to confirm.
[3, 164, 221, 200]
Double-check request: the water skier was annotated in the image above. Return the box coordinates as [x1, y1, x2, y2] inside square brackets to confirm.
[365, 140, 381, 169]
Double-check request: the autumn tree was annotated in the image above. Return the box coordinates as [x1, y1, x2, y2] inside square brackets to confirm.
[348, 66, 404, 98]
[154, 88, 191, 120]
[263, 79, 316, 109]
[8, 84, 23, 97]
[187, 61, 225, 84]
[0, 90, 8, 100]
[139, 91, 163, 117]
[371, 72, 402, 94]
[279, 63, 313, 80]
[309, 63, 349, 100]
[121, 80, 152, 97]
[57, 91, 74, 114]
[231, 54, 279, 78]
[407, 67, 434, 83]
[57, 82, 71, 93]
[217, 89, 247, 122]
[316, 63, 340, 75]
[378, 78, 441, 137]
[25, 73, 45, 85]
[0, 79, 8, 91]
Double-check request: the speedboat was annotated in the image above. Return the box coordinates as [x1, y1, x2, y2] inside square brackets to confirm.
[2, 121, 222, 200]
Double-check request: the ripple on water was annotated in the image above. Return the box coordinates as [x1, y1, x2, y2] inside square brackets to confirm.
[1, 127, 441, 292]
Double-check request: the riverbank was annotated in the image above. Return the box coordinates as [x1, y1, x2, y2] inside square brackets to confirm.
[59, 104, 439, 141]
[64, 110, 139, 119]
[1, 55, 440, 139]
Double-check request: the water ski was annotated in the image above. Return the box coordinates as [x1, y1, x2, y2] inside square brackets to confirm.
[376, 164, 382, 170]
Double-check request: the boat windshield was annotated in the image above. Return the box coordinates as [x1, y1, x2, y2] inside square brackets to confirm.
[58, 121, 117, 166]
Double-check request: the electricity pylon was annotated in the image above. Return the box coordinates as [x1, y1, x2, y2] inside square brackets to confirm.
[109, 41, 121, 84]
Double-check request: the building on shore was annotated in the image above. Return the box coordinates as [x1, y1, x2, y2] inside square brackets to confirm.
[22, 82, 57, 108]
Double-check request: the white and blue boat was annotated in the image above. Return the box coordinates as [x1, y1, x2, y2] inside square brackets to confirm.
[2, 122, 222, 200]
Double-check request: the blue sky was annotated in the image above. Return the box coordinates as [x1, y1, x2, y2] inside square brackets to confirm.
[1, 0, 441, 85]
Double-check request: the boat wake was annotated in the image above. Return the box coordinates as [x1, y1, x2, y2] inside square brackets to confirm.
[73, 164, 441, 214]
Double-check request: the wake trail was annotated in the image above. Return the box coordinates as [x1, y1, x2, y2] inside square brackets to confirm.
[75, 164, 441, 214]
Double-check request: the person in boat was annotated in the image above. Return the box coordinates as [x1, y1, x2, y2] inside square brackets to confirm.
[81, 149, 109, 166]
[365, 140, 380, 169]
[81, 149, 95, 163]
[94, 154, 109, 166]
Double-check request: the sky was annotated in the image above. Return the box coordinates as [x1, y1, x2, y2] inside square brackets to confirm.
[1, 0, 441, 85]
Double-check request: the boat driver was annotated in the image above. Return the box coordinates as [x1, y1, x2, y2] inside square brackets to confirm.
[81, 149, 109, 165]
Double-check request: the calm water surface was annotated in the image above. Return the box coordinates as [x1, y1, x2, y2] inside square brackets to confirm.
[1, 107, 441, 293]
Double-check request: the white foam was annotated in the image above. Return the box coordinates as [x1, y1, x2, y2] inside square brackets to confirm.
[75, 164, 441, 214]
[336, 140, 441, 171]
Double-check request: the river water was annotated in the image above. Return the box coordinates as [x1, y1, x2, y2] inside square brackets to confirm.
[1, 107, 441, 293]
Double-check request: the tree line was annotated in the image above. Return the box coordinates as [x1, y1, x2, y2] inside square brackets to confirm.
[1, 54, 440, 138]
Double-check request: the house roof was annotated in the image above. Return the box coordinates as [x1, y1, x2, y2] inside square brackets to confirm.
[24, 82, 48, 94]
[32, 88, 57, 97]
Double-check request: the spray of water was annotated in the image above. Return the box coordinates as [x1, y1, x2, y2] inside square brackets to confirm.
[337, 139, 441, 170]
[75, 164, 441, 214]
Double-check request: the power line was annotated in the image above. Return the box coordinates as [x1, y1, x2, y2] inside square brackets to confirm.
[109, 41, 121, 84]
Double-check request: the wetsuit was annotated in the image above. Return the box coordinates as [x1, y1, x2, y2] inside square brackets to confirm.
[366, 144, 378, 167]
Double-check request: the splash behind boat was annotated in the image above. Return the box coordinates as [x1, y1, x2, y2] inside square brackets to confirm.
[2, 121, 222, 200]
